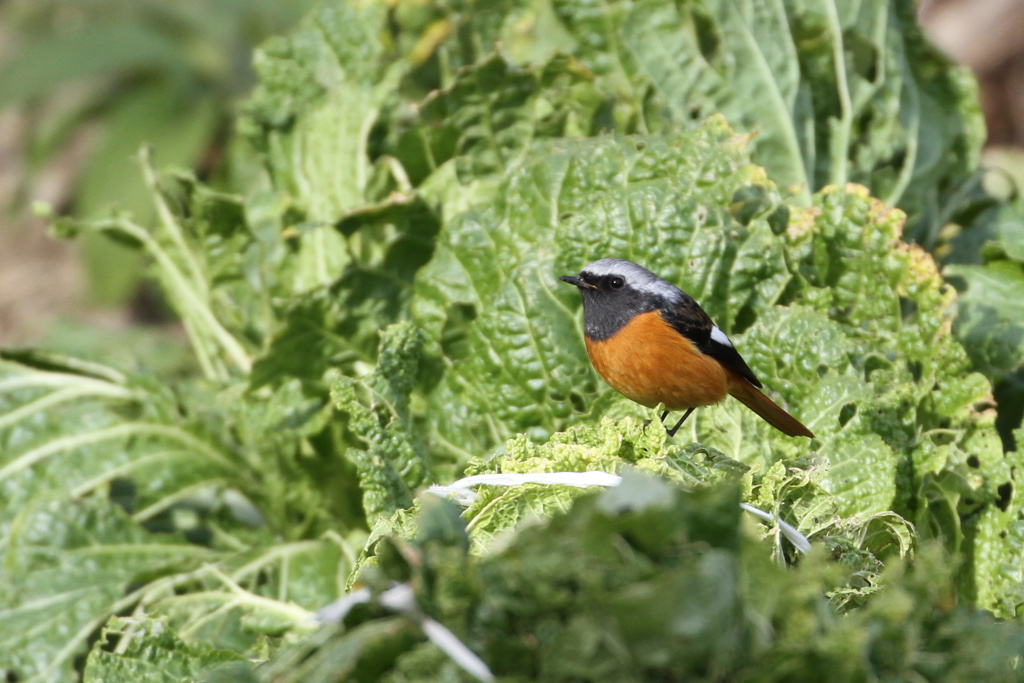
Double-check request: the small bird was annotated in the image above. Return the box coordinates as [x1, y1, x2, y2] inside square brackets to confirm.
[560, 258, 813, 438]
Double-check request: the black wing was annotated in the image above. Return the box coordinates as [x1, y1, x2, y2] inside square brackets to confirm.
[659, 298, 763, 388]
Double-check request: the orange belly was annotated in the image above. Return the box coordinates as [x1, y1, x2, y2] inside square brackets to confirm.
[584, 310, 729, 410]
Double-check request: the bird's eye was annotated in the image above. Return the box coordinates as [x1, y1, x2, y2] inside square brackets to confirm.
[609, 277, 625, 290]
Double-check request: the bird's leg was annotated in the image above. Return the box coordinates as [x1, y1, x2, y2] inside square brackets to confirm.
[643, 411, 667, 432]
[664, 407, 695, 437]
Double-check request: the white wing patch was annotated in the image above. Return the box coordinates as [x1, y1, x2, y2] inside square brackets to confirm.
[710, 325, 733, 348]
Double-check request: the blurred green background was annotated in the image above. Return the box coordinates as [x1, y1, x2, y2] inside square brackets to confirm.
[0, 0, 316, 343]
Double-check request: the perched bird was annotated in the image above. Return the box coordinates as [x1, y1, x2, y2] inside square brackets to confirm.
[560, 258, 813, 438]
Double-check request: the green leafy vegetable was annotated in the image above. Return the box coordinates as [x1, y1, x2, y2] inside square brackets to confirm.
[2, 0, 1023, 679]
[506, 0, 983, 239]
[84, 617, 248, 682]
[261, 477, 1024, 682]
[330, 322, 430, 525]
[948, 201, 1024, 447]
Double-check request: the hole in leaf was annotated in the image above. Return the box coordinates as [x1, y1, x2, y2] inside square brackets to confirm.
[817, 364, 828, 378]
[973, 400, 995, 414]
[839, 403, 856, 427]
[966, 455, 980, 469]
[863, 354, 891, 378]
[996, 482, 1013, 512]
[907, 360, 922, 382]
[899, 296, 918, 320]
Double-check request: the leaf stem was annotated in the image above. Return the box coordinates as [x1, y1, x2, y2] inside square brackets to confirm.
[137, 146, 210, 300]
[96, 217, 251, 376]
[0, 422, 238, 484]
[0, 385, 134, 432]
[132, 478, 231, 523]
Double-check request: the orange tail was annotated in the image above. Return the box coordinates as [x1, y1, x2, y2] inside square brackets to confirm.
[726, 372, 814, 438]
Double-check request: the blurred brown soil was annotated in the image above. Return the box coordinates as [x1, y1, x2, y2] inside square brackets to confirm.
[0, 109, 85, 346]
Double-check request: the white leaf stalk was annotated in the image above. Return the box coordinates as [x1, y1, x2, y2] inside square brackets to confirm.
[429, 472, 811, 554]
[317, 583, 495, 682]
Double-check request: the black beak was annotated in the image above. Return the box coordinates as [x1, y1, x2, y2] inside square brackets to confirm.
[560, 275, 595, 289]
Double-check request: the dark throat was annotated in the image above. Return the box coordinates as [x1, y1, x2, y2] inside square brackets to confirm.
[581, 289, 658, 340]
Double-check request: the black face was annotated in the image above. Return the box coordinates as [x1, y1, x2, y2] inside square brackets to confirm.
[559, 270, 658, 340]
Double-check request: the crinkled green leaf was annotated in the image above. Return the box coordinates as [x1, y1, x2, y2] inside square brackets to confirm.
[415, 122, 788, 453]
[0, 498, 212, 683]
[242, 2, 419, 299]
[274, 480, 1024, 682]
[970, 472, 1024, 617]
[6, 0, 1024, 676]
[244, 2, 406, 223]
[949, 202, 1024, 381]
[0, 353, 361, 678]
[407, 52, 605, 185]
[547, 0, 984, 240]
[415, 126, 977, 471]
[83, 616, 248, 683]
[0, 361, 232, 523]
[330, 322, 429, 525]
[368, 0, 985, 243]
[456, 418, 749, 549]
[251, 198, 440, 388]
[410, 121, 1015, 608]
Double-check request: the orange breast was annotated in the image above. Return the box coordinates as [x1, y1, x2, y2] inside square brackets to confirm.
[584, 310, 729, 410]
